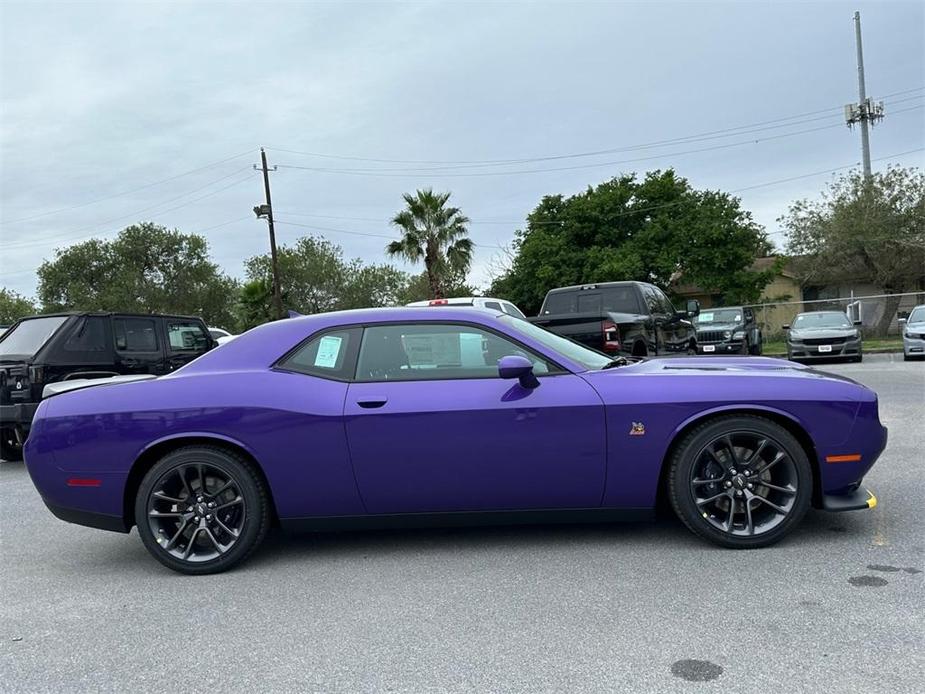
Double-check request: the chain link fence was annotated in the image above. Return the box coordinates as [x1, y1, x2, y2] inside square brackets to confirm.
[747, 291, 925, 342]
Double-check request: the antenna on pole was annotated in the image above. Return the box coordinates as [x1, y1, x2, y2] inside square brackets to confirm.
[844, 11, 884, 180]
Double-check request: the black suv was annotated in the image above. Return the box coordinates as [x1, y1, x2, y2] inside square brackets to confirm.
[693, 306, 763, 355]
[0, 312, 216, 460]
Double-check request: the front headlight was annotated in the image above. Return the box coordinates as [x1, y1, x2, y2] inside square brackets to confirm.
[732, 330, 745, 340]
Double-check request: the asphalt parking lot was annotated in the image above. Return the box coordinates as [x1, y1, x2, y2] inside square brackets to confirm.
[1, 353, 922, 693]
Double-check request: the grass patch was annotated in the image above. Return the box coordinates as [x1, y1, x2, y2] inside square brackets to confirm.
[762, 337, 904, 356]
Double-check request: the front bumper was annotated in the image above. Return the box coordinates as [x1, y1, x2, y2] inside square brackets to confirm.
[903, 335, 924, 356]
[788, 339, 862, 359]
[821, 487, 877, 512]
[0, 402, 39, 429]
[697, 340, 744, 354]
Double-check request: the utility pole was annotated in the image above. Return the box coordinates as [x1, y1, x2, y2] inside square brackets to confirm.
[844, 11, 884, 180]
[253, 147, 284, 320]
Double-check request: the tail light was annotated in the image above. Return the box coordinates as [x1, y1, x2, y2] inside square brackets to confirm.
[28, 365, 44, 384]
[428, 299, 449, 306]
[602, 320, 621, 352]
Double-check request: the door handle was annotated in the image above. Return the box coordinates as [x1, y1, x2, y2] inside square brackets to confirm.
[356, 396, 388, 409]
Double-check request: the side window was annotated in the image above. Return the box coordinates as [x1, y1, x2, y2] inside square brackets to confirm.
[278, 328, 360, 380]
[113, 318, 157, 352]
[654, 288, 676, 315]
[641, 286, 661, 314]
[356, 324, 553, 382]
[64, 317, 107, 352]
[483, 301, 503, 311]
[501, 302, 526, 319]
[167, 320, 211, 352]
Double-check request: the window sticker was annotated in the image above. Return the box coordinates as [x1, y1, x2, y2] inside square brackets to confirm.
[314, 335, 343, 368]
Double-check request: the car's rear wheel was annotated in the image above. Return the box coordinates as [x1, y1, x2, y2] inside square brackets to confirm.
[668, 415, 812, 548]
[135, 446, 270, 575]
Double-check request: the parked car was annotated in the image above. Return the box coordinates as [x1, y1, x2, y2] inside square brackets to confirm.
[529, 281, 699, 357]
[208, 327, 237, 345]
[784, 311, 863, 363]
[0, 312, 216, 461]
[899, 304, 925, 361]
[24, 307, 885, 574]
[694, 306, 763, 355]
[407, 296, 527, 319]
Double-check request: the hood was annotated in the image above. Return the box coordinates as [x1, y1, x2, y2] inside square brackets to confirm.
[905, 320, 925, 331]
[590, 355, 865, 386]
[789, 327, 857, 339]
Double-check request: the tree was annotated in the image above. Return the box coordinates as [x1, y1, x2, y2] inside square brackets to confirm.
[386, 189, 474, 299]
[37, 223, 239, 328]
[0, 288, 37, 324]
[235, 278, 276, 331]
[242, 235, 410, 321]
[489, 170, 775, 315]
[782, 166, 925, 335]
[397, 270, 479, 305]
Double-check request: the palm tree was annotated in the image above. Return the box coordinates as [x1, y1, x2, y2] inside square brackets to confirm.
[386, 189, 473, 299]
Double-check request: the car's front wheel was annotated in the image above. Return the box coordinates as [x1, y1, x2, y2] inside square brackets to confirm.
[668, 415, 812, 548]
[135, 446, 271, 575]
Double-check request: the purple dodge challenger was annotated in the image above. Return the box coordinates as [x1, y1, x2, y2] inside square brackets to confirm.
[24, 308, 886, 574]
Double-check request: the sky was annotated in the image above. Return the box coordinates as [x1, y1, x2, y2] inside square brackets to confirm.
[1, 0, 923, 299]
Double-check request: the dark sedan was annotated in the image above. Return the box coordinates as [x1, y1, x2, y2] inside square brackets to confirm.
[785, 311, 863, 363]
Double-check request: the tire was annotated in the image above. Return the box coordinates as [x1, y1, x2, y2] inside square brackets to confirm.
[667, 415, 812, 549]
[750, 339, 763, 356]
[0, 428, 23, 462]
[134, 446, 271, 575]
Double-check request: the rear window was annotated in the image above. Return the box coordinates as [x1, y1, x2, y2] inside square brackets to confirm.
[0, 316, 68, 357]
[542, 286, 640, 315]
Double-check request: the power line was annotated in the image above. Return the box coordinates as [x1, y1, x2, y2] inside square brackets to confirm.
[2, 172, 257, 251]
[274, 107, 924, 178]
[273, 147, 924, 245]
[265, 86, 923, 167]
[0, 148, 256, 226]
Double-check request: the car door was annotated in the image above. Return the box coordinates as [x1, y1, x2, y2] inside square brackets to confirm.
[343, 321, 607, 514]
[652, 286, 688, 352]
[112, 315, 165, 375]
[640, 285, 671, 354]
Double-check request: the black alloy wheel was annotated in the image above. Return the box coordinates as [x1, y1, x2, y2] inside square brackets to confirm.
[135, 446, 270, 574]
[668, 415, 811, 548]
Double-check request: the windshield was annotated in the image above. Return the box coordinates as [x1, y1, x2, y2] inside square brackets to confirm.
[696, 308, 742, 324]
[499, 314, 611, 370]
[908, 307, 925, 323]
[792, 312, 852, 329]
[0, 316, 68, 358]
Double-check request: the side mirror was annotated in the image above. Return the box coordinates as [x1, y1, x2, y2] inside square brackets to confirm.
[853, 320, 862, 326]
[898, 317, 907, 325]
[498, 355, 539, 389]
[685, 299, 700, 317]
[782, 324, 790, 331]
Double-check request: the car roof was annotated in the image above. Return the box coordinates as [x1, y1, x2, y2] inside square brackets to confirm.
[795, 310, 848, 316]
[176, 307, 508, 375]
[14, 311, 203, 322]
[545, 281, 647, 294]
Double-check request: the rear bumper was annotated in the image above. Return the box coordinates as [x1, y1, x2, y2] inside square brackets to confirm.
[42, 498, 129, 533]
[0, 402, 38, 429]
[821, 487, 877, 512]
